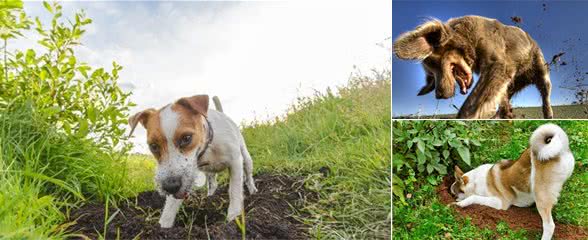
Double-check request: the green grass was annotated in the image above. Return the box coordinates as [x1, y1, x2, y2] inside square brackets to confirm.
[0, 101, 137, 239]
[125, 154, 156, 195]
[394, 104, 588, 119]
[393, 120, 588, 239]
[240, 74, 391, 238]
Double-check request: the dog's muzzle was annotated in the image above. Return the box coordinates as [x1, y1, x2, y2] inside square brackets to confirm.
[162, 176, 182, 195]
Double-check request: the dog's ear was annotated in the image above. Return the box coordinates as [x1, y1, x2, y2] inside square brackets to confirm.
[394, 19, 452, 60]
[129, 108, 156, 136]
[177, 95, 209, 117]
[417, 75, 435, 96]
[454, 165, 464, 179]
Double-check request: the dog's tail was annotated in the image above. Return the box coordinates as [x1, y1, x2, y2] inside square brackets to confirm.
[529, 123, 569, 161]
[212, 96, 223, 113]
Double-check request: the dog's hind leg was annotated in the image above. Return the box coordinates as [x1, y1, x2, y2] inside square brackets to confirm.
[159, 195, 183, 228]
[206, 173, 218, 196]
[537, 201, 555, 240]
[241, 143, 257, 194]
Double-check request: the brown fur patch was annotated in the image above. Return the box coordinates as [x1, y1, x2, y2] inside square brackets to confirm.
[532, 155, 561, 204]
[486, 149, 532, 207]
[170, 102, 207, 155]
[142, 109, 167, 162]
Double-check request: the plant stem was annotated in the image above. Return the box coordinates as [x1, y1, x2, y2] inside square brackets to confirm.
[4, 38, 7, 81]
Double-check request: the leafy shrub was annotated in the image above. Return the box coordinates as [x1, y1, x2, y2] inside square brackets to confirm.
[0, 2, 133, 153]
[392, 121, 488, 202]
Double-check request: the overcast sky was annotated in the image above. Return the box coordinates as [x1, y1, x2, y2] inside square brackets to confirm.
[21, 1, 391, 153]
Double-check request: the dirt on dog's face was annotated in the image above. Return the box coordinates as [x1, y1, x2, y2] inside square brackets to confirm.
[129, 95, 210, 199]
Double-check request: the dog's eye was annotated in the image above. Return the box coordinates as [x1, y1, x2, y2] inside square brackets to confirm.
[149, 143, 160, 153]
[179, 134, 192, 148]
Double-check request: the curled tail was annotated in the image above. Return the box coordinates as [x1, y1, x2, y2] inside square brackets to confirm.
[529, 123, 569, 161]
[212, 96, 223, 112]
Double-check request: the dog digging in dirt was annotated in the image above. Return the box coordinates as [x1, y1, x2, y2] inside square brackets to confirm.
[129, 95, 257, 228]
[450, 124, 574, 240]
[393, 15, 553, 119]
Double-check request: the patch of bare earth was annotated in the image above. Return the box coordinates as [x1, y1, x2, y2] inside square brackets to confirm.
[66, 174, 317, 239]
[437, 176, 588, 240]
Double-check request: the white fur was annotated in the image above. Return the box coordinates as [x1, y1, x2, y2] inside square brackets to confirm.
[530, 123, 568, 161]
[159, 195, 183, 228]
[154, 103, 257, 228]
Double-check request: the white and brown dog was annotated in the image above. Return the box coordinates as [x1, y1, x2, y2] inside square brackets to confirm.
[451, 124, 574, 240]
[129, 95, 257, 228]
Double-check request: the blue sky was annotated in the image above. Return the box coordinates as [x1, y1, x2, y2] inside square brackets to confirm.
[20, 1, 390, 152]
[392, 1, 588, 116]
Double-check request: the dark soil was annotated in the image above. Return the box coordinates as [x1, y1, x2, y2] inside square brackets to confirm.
[66, 174, 316, 239]
[437, 176, 588, 240]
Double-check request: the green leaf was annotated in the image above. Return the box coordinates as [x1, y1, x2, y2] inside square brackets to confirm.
[77, 119, 89, 137]
[25, 49, 36, 64]
[0, 0, 23, 9]
[417, 139, 425, 153]
[416, 150, 426, 165]
[426, 164, 434, 174]
[43, 1, 52, 13]
[442, 150, 450, 159]
[435, 164, 447, 175]
[457, 147, 471, 165]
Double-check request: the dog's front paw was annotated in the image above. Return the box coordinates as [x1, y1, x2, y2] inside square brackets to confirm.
[159, 218, 174, 228]
[247, 184, 258, 195]
[454, 200, 468, 208]
[227, 209, 241, 222]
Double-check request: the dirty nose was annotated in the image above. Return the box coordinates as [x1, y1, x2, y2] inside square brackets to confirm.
[162, 176, 182, 194]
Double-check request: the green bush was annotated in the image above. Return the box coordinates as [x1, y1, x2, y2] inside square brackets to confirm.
[1, 2, 133, 153]
[392, 121, 492, 203]
[0, 2, 135, 238]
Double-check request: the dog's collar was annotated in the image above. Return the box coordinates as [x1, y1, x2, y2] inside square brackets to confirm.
[197, 116, 214, 161]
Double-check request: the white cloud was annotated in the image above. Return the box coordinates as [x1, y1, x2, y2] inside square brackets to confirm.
[21, 1, 391, 153]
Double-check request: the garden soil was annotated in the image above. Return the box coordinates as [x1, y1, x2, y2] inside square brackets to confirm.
[438, 176, 588, 239]
[66, 174, 316, 239]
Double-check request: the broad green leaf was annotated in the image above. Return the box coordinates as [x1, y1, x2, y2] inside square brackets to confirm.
[442, 149, 450, 159]
[457, 147, 471, 165]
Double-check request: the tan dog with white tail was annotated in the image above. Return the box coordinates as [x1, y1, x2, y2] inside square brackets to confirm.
[129, 95, 257, 228]
[451, 124, 574, 240]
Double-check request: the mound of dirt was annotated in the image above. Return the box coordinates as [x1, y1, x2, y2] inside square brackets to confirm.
[437, 176, 588, 239]
[66, 174, 316, 239]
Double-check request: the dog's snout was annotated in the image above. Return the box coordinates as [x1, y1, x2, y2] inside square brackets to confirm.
[162, 176, 182, 194]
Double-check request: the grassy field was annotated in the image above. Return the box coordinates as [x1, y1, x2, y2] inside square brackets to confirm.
[393, 104, 588, 119]
[0, 75, 390, 239]
[392, 121, 588, 239]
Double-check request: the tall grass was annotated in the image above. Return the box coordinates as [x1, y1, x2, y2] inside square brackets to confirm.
[0, 100, 133, 238]
[242, 69, 391, 238]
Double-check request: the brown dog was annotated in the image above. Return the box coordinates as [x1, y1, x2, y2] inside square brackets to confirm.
[394, 15, 553, 119]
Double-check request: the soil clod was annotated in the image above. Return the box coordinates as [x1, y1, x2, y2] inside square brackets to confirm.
[66, 174, 315, 239]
